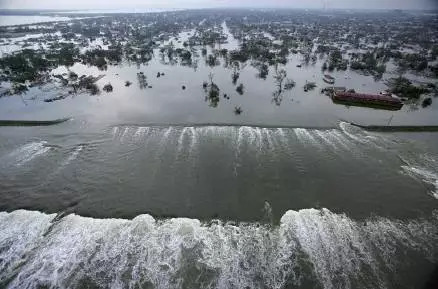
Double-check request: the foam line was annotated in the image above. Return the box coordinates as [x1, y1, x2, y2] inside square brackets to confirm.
[1, 208, 436, 289]
[402, 165, 438, 199]
[7, 141, 51, 166]
[294, 128, 320, 148]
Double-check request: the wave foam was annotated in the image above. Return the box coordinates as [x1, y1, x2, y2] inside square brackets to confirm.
[0, 210, 56, 285]
[402, 165, 438, 199]
[6, 141, 51, 166]
[110, 124, 394, 158]
[1, 208, 437, 289]
[61, 145, 83, 166]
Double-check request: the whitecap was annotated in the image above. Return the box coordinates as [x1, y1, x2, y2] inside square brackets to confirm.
[402, 165, 438, 199]
[2, 208, 436, 289]
[7, 141, 51, 166]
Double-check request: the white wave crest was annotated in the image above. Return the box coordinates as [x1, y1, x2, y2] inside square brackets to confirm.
[294, 128, 321, 148]
[1, 208, 436, 289]
[7, 141, 51, 166]
[0, 210, 56, 283]
[402, 165, 438, 199]
[62, 145, 83, 166]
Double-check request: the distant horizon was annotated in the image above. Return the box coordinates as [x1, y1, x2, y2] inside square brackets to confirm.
[0, 0, 437, 11]
[0, 7, 437, 13]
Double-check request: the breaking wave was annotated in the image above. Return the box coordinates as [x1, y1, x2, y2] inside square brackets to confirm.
[107, 123, 438, 200]
[3, 141, 51, 166]
[110, 123, 375, 156]
[401, 154, 438, 199]
[61, 145, 83, 166]
[0, 208, 437, 289]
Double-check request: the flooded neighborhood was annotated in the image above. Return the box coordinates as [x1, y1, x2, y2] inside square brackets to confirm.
[1, 9, 437, 125]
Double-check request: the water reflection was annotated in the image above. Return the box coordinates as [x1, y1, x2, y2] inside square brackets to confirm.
[1, 21, 437, 126]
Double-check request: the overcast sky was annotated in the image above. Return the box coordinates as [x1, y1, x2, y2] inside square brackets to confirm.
[0, 0, 436, 10]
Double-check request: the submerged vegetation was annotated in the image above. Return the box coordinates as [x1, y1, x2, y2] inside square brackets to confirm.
[236, 83, 244, 95]
[103, 83, 113, 93]
[304, 82, 317, 92]
[386, 77, 431, 99]
[204, 73, 220, 107]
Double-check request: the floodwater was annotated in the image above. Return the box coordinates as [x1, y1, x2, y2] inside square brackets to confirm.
[0, 15, 72, 27]
[0, 121, 437, 289]
[0, 23, 438, 289]
[1, 23, 437, 126]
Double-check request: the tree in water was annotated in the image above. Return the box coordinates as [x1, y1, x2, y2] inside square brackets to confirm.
[234, 106, 243, 115]
[302, 48, 312, 65]
[272, 68, 295, 105]
[274, 68, 287, 92]
[272, 68, 287, 105]
[252, 61, 269, 79]
[422, 97, 432, 108]
[206, 54, 219, 67]
[88, 83, 100, 95]
[258, 63, 269, 79]
[137, 72, 148, 89]
[236, 83, 244, 95]
[95, 57, 107, 70]
[12, 83, 28, 95]
[103, 83, 113, 92]
[203, 72, 220, 107]
[231, 61, 240, 85]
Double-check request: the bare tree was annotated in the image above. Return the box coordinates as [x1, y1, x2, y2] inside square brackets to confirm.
[274, 68, 287, 93]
